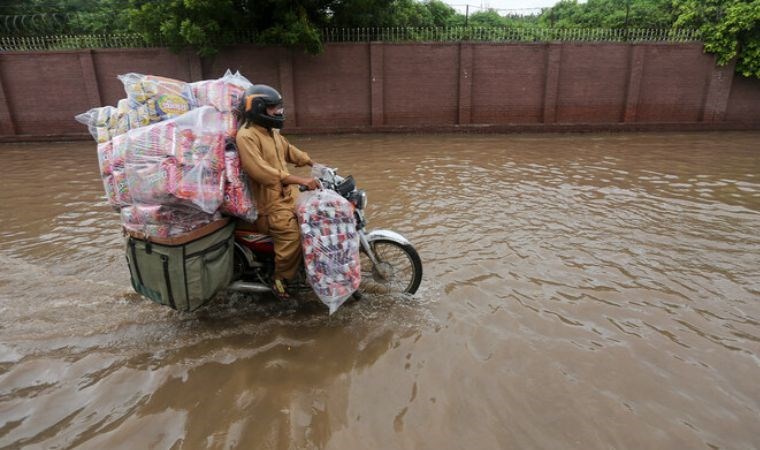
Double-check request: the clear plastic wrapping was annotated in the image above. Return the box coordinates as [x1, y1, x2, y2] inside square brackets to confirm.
[220, 139, 258, 222]
[296, 189, 361, 314]
[122, 106, 227, 213]
[191, 70, 250, 137]
[78, 71, 258, 235]
[121, 204, 221, 238]
[75, 105, 135, 143]
[191, 70, 251, 112]
[119, 73, 195, 121]
[98, 134, 132, 206]
[76, 71, 248, 144]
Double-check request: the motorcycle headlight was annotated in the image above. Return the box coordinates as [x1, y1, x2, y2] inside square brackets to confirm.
[350, 190, 367, 209]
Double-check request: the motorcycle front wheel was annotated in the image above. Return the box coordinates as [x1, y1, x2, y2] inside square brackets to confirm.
[359, 239, 422, 295]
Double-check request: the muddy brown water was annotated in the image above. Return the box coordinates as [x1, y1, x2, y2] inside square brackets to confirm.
[0, 132, 759, 449]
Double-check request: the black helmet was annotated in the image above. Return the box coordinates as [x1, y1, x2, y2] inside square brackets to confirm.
[240, 84, 285, 130]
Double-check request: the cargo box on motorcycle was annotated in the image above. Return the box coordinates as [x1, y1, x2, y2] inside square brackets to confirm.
[124, 218, 235, 311]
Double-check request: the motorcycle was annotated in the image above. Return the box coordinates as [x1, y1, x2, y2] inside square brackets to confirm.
[227, 166, 423, 300]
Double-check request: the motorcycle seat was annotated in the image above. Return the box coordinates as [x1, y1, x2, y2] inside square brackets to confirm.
[235, 230, 275, 253]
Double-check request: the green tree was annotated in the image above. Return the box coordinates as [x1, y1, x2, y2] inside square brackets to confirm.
[329, 0, 457, 28]
[674, 0, 760, 78]
[540, 0, 675, 29]
[126, 0, 332, 56]
[425, 0, 459, 27]
[468, 10, 508, 27]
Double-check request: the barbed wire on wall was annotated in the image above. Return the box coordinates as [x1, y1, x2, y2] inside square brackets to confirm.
[0, 34, 153, 52]
[0, 13, 81, 35]
[0, 27, 702, 52]
[319, 27, 701, 43]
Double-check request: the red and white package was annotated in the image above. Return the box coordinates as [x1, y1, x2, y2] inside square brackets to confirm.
[121, 204, 220, 238]
[295, 189, 361, 314]
[219, 139, 258, 222]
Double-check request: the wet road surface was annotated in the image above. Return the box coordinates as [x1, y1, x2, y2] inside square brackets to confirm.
[1, 132, 759, 449]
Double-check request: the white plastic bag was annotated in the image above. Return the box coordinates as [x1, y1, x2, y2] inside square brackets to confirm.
[296, 189, 361, 314]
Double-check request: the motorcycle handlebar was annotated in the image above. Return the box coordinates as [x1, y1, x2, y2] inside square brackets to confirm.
[299, 179, 324, 192]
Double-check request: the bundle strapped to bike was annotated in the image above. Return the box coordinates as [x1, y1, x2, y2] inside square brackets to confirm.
[124, 218, 235, 311]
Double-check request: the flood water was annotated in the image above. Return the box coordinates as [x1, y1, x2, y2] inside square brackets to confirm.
[0, 132, 759, 449]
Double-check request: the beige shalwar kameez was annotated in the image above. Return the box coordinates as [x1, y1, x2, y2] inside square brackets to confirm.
[236, 124, 312, 280]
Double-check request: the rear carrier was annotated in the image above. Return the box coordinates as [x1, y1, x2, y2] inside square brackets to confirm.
[124, 219, 235, 311]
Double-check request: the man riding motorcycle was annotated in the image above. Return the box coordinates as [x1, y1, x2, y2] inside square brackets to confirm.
[235, 84, 320, 300]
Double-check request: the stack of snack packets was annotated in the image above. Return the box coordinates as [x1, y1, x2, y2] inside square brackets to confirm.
[220, 139, 258, 222]
[123, 106, 227, 214]
[191, 71, 257, 221]
[295, 189, 361, 314]
[77, 71, 259, 238]
[121, 204, 221, 238]
[191, 70, 251, 138]
[120, 73, 195, 122]
[76, 74, 194, 143]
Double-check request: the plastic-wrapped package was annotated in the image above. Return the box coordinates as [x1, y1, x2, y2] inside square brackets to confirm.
[295, 190, 361, 314]
[101, 167, 132, 207]
[122, 106, 227, 213]
[75, 105, 138, 143]
[191, 70, 251, 112]
[191, 70, 250, 137]
[121, 204, 221, 238]
[75, 106, 117, 143]
[119, 73, 195, 122]
[78, 71, 257, 223]
[77, 70, 249, 145]
[221, 112, 239, 137]
[219, 139, 257, 222]
[96, 141, 113, 176]
[97, 136, 130, 206]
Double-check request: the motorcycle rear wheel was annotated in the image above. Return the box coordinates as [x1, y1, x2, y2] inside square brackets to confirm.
[359, 239, 422, 295]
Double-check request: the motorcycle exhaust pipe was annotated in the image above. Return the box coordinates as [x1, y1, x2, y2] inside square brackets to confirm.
[227, 281, 272, 294]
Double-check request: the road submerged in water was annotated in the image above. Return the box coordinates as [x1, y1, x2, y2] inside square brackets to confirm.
[0, 132, 759, 449]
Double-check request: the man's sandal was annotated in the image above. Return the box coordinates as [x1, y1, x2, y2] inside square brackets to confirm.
[271, 279, 290, 300]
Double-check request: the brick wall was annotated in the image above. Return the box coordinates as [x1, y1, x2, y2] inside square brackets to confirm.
[0, 42, 758, 140]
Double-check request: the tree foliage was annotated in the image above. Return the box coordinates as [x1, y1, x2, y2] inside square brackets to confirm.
[539, 0, 676, 28]
[329, 0, 459, 28]
[126, 0, 332, 56]
[673, 0, 760, 78]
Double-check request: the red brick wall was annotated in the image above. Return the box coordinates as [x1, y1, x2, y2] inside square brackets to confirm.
[382, 44, 459, 126]
[637, 44, 714, 122]
[293, 44, 371, 128]
[0, 52, 94, 134]
[202, 45, 281, 87]
[1, 42, 759, 139]
[470, 44, 546, 124]
[556, 44, 630, 123]
[726, 75, 760, 123]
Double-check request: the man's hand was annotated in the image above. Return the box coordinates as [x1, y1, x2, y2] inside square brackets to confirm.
[302, 177, 320, 190]
[282, 175, 320, 190]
